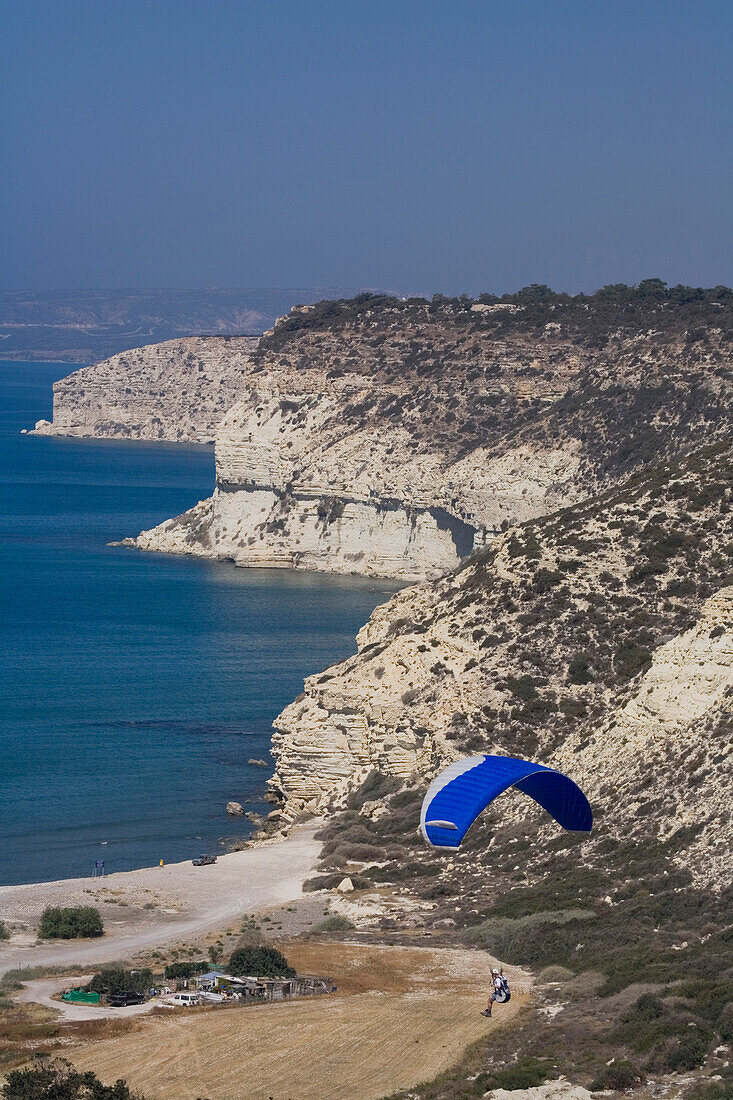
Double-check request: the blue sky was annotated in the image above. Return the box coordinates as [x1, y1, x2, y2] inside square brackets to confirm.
[2, 0, 731, 293]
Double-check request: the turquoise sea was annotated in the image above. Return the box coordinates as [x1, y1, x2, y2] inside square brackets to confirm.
[0, 361, 397, 885]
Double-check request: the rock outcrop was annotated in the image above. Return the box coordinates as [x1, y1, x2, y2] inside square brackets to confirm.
[32, 336, 258, 443]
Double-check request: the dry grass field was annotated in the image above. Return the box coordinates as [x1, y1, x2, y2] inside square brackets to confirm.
[67, 942, 529, 1100]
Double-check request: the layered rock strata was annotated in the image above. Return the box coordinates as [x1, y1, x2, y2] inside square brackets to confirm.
[32, 336, 258, 443]
[127, 290, 732, 579]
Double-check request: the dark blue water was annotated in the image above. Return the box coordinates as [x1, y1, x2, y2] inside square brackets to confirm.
[0, 362, 397, 885]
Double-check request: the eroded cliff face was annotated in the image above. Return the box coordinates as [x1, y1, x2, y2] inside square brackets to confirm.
[32, 336, 258, 443]
[127, 290, 732, 578]
[41, 290, 733, 580]
[125, 297, 726, 580]
[128, 364, 574, 578]
[269, 441, 733, 886]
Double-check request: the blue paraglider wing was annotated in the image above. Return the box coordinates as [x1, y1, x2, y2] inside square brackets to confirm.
[420, 754, 592, 849]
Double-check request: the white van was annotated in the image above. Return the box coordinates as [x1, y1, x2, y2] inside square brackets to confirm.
[170, 992, 200, 1007]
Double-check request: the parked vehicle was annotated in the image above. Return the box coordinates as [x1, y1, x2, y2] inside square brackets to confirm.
[170, 991, 201, 1006]
[107, 990, 146, 1008]
[192, 854, 217, 866]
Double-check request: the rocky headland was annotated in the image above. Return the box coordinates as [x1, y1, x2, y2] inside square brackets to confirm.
[114, 285, 732, 579]
[33, 335, 258, 443]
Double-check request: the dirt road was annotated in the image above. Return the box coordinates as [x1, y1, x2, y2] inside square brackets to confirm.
[0, 826, 319, 978]
[14, 975, 158, 1022]
[68, 943, 530, 1100]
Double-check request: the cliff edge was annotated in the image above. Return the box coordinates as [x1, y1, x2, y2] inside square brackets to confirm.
[127, 285, 733, 579]
[269, 439, 733, 891]
[32, 335, 258, 444]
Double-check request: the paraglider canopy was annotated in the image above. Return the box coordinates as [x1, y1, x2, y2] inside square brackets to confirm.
[420, 754, 592, 849]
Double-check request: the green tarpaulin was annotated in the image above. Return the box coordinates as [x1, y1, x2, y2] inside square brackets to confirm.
[61, 988, 100, 1004]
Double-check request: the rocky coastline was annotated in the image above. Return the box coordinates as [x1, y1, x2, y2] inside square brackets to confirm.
[32, 288, 733, 841]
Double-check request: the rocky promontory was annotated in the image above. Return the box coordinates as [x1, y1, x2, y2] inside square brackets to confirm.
[26, 283, 733, 1096]
[127, 285, 733, 579]
[33, 335, 258, 443]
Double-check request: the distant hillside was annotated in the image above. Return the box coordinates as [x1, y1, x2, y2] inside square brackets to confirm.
[0, 287, 361, 361]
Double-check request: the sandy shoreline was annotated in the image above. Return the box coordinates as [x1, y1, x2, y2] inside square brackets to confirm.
[0, 825, 320, 977]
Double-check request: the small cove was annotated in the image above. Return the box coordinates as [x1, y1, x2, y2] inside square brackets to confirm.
[0, 361, 398, 885]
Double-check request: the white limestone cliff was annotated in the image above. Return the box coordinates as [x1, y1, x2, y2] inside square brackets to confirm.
[126, 370, 580, 579]
[32, 336, 258, 443]
[271, 582, 733, 888]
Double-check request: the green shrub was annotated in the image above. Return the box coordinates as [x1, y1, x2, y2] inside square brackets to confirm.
[312, 916, 355, 932]
[567, 654, 593, 684]
[389, 787, 424, 810]
[370, 861, 441, 882]
[590, 1060, 643, 1091]
[648, 1025, 713, 1072]
[614, 641, 652, 679]
[39, 906, 103, 939]
[505, 675, 538, 701]
[163, 961, 210, 980]
[532, 568, 562, 593]
[2, 1055, 144, 1099]
[632, 992, 665, 1020]
[720, 1001, 733, 1041]
[480, 1057, 550, 1091]
[685, 1082, 733, 1100]
[0, 920, 9, 940]
[675, 978, 733, 1031]
[462, 909, 594, 961]
[228, 945, 295, 978]
[88, 967, 152, 996]
[320, 825, 376, 850]
[326, 843, 386, 865]
[346, 770, 402, 810]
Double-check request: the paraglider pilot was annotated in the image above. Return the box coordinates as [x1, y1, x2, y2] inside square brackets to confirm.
[420, 754, 592, 1020]
[482, 968, 510, 1017]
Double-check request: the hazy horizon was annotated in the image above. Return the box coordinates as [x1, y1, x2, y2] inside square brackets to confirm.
[2, 0, 732, 295]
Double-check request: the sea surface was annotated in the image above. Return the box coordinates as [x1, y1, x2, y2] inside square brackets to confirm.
[0, 361, 398, 886]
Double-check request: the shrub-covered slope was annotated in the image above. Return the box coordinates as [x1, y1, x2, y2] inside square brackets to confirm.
[255, 282, 733, 499]
[286, 441, 733, 1095]
[273, 440, 733, 858]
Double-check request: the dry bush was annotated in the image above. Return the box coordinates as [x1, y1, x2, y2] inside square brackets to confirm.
[564, 970, 606, 998]
[537, 964, 575, 983]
